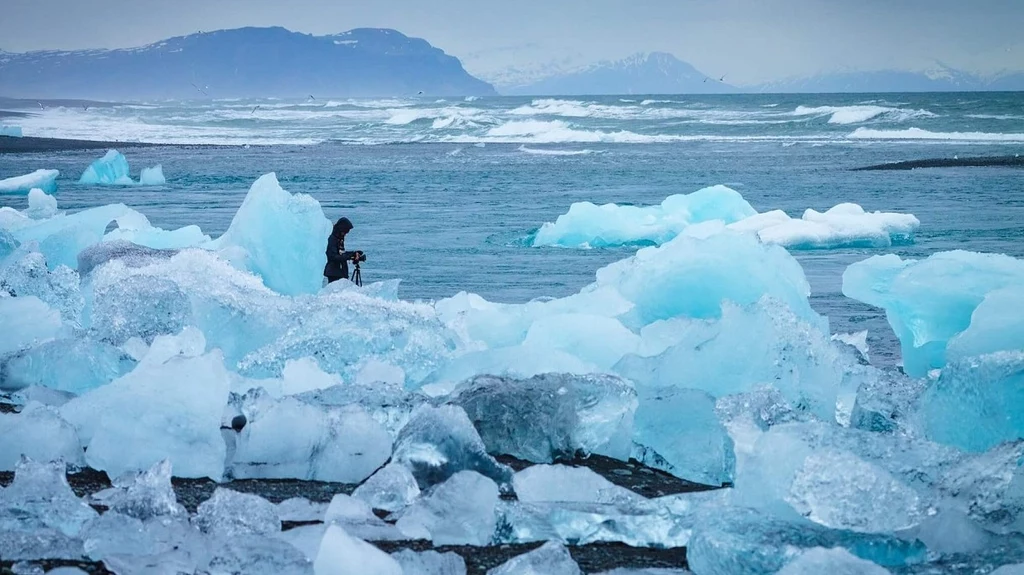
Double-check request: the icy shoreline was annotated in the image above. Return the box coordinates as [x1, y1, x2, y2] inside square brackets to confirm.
[3, 172, 1024, 574]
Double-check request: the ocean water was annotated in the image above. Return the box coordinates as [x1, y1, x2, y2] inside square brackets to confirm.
[2, 92, 1023, 365]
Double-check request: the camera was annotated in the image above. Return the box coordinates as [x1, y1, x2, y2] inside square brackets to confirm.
[350, 250, 367, 263]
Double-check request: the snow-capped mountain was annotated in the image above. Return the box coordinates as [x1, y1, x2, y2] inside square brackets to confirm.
[756, 64, 987, 93]
[0, 27, 496, 100]
[502, 52, 738, 96]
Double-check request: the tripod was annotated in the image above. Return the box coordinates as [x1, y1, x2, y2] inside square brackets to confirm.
[351, 260, 362, 287]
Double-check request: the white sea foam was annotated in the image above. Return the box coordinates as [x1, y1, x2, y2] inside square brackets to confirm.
[518, 145, 597, 156]
[849, 127, 1024, 142]
[793, 105, 935, 125]
[966, 114, 1024, 121]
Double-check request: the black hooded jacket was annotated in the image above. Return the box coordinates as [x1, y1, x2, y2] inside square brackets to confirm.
[324, 219, 356, 279]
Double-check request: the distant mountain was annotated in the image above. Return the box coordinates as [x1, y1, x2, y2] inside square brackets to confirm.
[0, 27, 496, 100]
[754, 65, 1012, 93]
[502, 52, 738, 96]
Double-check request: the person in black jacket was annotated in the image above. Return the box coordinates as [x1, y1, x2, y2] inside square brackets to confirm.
[324, 217, 358, 283]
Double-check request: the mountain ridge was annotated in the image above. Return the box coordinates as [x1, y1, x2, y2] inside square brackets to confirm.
[0, 27, 496, 100]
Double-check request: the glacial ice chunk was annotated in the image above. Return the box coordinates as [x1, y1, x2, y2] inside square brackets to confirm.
[391, 549, 467, 575]
[487, 541, 581, 575]
[531, 189, 917, 251]
[352, 462, 421, 512]
[615, 298, 844, 421]
[0, 296, 62, 356]
[0, 247, 83, 322]
[728, 203, 919, 249]
[947, 287, 1024, 361]
[777, 547, 891, 575]
[208, 172, 333, 296]
[278, 497, 328, 522]
[232, 392, 391, 483]
[1, 336, 136, 394]
[393, 404, 513, 489]
[993, 565, 1024, 575]
[0, 169, 59, 194]
[0, 457, 98, 536]
[76, 239, 178, 276]
[314, 524, 403, 575]
[79, 150, 135, 185]
[917, 351, 1024, 452]
[0, 125, 22, 137]
[195, 487, 280, 537]
[0, 403, 83, 470]
[207, 534, 313, 575]
[686, 508, 926, 575]
[94, 459, 186, 520]
[842, 251, 1024, 376]
[448, 373, 637, 463]
[26, 188, 59, 219]
[631, 387, 735, 486]
[531, 185, 756, 248]
[395, 470, 499, 545]
[521, 313, 641, 370]
[324, 493, 407, 541]
[512, 464, 643, 504]
[594, 226, 819, 328]
[139, 164, 167, 185]
[60, 348, 230, 479]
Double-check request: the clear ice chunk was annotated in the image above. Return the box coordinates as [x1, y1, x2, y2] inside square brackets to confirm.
[352, 462, 422, 512]
[323, 493, 408, 541]
[0, 247, 83, 322]
[314, 524, 403, 575]
[0, 403, 84, 471]
[76, 239, 177, 277]
[486, 541, 581, 575]
[194, 487, 280, 537]
[917, 351, 1024, 453]
[686, 508, 926, 575]
[777, 547, 891, 575]
[395, 470, 499, 546]
[0, 528, 84, 560]
[0, 296, 62, 357]
[96, 459, 186, 520]
[448, 373, 637, 463]
[1, 336, 136, 395]
[512, 464, 643, 505]
[206, 533, 313, 575]
[278, 497, 328, 523]
[391, 549, 467, 575]
[0, 457, 98, 536]
[233, 392, 391, 483]
[393, 404, 513, 489]
[632, 387, 734, 487]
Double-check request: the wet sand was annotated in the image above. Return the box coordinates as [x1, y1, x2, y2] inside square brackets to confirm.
[0, 454, 710, 574]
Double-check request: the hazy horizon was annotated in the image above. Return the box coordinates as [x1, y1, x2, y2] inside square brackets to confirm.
[3, 0, 1023, 86]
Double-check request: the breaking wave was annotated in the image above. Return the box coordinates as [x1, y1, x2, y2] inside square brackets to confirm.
[849, 127, 1024, 142]
[793, 105, 935, 125]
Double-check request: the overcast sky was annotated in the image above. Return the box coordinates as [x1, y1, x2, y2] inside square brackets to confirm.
[3, 0, 1022, 85]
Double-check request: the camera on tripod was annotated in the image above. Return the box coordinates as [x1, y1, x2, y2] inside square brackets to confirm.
[350, 251, 367, 263]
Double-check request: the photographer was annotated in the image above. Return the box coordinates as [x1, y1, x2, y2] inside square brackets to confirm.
[323, 217, 365, 284]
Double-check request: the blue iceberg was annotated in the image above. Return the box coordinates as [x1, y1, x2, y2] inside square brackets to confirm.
[0, 169, 59, 194]
[79, 150, 168, 186]
[0, 125, 22, 137]
[843, 251, 1024, 376]
[531, 186, 919, 250]
[80, 150, 135, 185]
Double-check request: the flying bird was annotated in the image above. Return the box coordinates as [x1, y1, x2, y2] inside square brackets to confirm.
[190, 82, 208, 95]
[251, 105, 260, 114]
[37, 101, 44, 109]
[718, 74, 726, 82]
[308, 94, 316, 101]
[83, 105, 89, 111]
[703, 77, 709, 83]
[417, 90, 424, 95]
